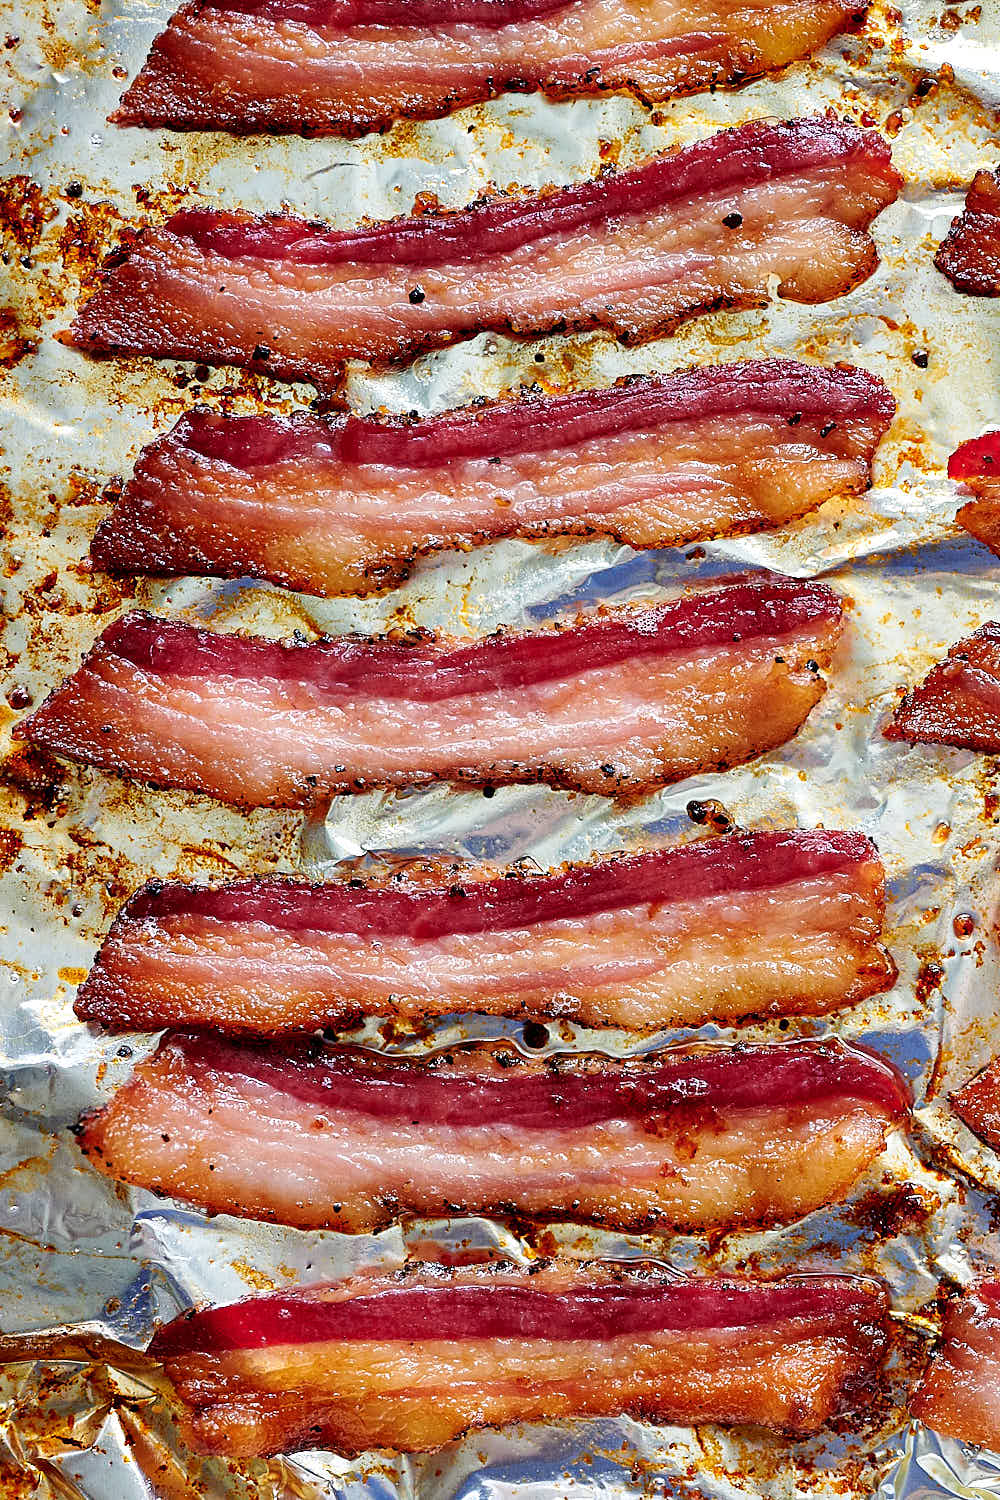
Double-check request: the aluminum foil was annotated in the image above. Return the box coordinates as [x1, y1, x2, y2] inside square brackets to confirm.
[4, 0, 1000, 1493]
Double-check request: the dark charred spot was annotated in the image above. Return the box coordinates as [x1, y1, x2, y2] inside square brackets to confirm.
[408, 286, 425, 304]
[522, 1021, 550, 1049]
[911, 348, 929, 368]
[787, 411, 803, 426]
[722, 211, 743, 228]
[820, 421, 837, 437]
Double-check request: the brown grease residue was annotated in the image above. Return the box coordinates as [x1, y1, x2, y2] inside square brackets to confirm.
[0, 306, 36, 368]
[0, 176, 56, 254]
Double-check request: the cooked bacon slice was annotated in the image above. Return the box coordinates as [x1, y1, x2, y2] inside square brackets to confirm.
[74, 828, 895, 1035]
[77, 1034, 910, 1232]
[950, 1057, 1000, 1153]
[911, 1283, 1000, 1447]
[69, 117, 901, 389]
[949, 431, 1000, 558]
[149, 1261, 891, 1456]
[15, 576, 844, 809]
[113, 0, 866, 139]
[935, 169, 1000, 296]
[91, 361, 896, 598]
[884, 621, 1000, 753]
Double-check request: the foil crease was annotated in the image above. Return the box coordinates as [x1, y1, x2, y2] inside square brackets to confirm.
[3, 0, 1000, 1493]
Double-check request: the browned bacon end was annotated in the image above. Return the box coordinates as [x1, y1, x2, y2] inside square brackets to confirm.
[68, 117, 901, 390]
[911, 1283, 1000, 1447]
[936, 170, 1000, 296]
[73, 829, 895, 1036]
[949, 431, 1000, 559]
[77, 1034, 910, 1232]
[90, 360, 896, 599]
[148, 1262, 893, 1456]
[16, 576, 844, 809]
[112, 0, 868, 138]
[884, 622, 1000, 753]
[951, 1057, 1000, 1153]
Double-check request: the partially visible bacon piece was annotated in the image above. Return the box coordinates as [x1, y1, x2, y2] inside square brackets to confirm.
[951, 1057, 1000, 1153]
[113, 0, 866, 139]
[92, 361, 896, 598]
[911, 1283, 1000, 1448]
[15, 576, 844, 808]
[73, 828, 895, 1035]
[935, 169, 1000, 296]
[149, 1261, 892, 1456]
[884, 622, 1000, 753]
[77, 1034, 909, 1232]
[69, 117, 901, 389]
[949, 431, 1000, 559]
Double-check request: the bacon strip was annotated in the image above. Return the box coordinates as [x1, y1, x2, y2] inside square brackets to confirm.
[113, 0, 866, 139]
[149, 1261, 892, 1456]
[950, 1057, 1000, 1153]
[69, 117, 901, 389]
[935, 169, 1000, 296]
[884, 622, 1000, 753]
[949, 431, 1000, 559]
[74, 828, 895, 1035]
[77, 1035, 909, 1232]
[91, 361, 896, 598]
[911, 1284, 1000, 1447]
[15, 576, 844, 808]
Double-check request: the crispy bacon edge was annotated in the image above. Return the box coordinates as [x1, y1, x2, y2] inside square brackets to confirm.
[883, 621, 1000, 753]
[935, 169, 1000, 296]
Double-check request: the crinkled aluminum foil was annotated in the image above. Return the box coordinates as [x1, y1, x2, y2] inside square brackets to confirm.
[3, 0, 1000, 1493]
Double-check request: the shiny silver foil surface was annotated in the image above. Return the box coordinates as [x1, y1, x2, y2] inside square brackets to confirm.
[2, 0, 1000, 1492]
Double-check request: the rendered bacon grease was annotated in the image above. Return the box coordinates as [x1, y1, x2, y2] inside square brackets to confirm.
[148, 1261, 893, 1456]
[77, 1035, 910, 1233]
[949, 431, 1000, 558]
[884, 622, 1000, 753]
[911, 1283, 1000, 1448]
[951, 1057, 1000, 1153]
[935, 169, 1000, 296]
[73, 828, 894, 1034]
[92, 360, 896, 599]
[69, 117, 901, 389]
[113, 0, 867, 138]
[15, 576, 844, 808]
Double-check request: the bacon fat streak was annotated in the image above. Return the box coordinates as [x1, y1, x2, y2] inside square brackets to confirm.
[92, 360, 896, 598]
[911, 1283, 1000, 1448]
[78, 1034, 909, 1232]
[884, 621, 1000, 753]
[16, 576, 844, 808]
[935, 169, 1000, 296]
[74, 828, 895, 1035]
[114, 0, 866, 138]
[69, 117, 901, 389]
[149, 1261, 892, 1456]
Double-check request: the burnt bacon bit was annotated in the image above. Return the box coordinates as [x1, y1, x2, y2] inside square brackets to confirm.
[911, 1283, 1000, 1447]
[148, 1261, 892, 1457]
[935, 168, 1000, 295]
[72, 827, 896, 1036]
[15, 576, 845, 810]
[69, 116, 901, 389]
[950, 1055, 1000, 1152]
[111, 0, 869, 139]
[949, 431, 1000, 559]
[89, 358, 896, 599]
[76, 1033, 910, 1233]
[884, 621, 1000, 753]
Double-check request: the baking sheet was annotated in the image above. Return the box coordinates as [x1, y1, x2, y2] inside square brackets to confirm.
[4, 0, 1000, 1493]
